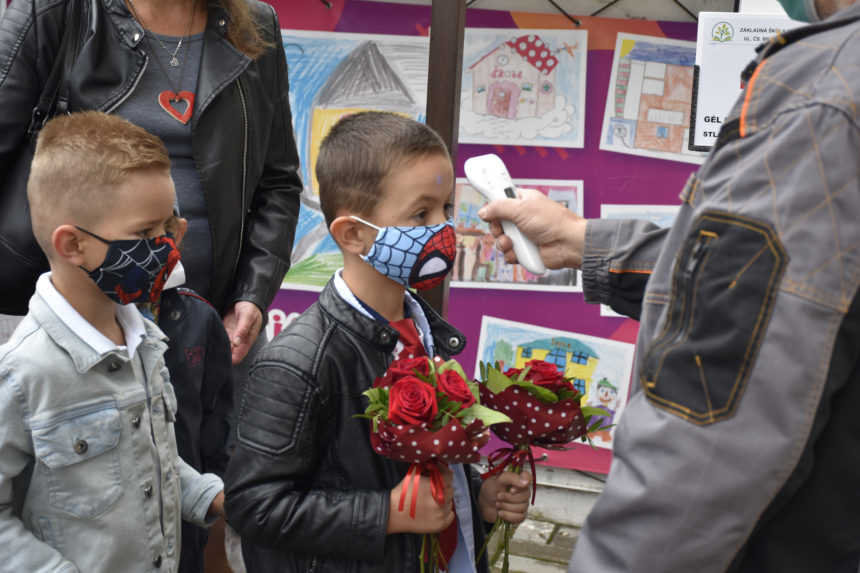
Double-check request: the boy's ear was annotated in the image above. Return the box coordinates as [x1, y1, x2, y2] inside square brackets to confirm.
[329, 215, 372, 256]
[51, 224, 89, 266]
[173, 217, 188, 246]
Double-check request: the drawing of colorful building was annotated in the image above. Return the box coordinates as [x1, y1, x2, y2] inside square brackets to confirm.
[468, 34, 559, 120]
[309, 41, 417, 194]
[513, 337, 599, 395]
[610, 38, 695, 154]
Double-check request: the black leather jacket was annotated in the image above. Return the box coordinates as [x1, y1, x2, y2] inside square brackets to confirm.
[0, 0, 301, 313]
[225, 281, 491, 573]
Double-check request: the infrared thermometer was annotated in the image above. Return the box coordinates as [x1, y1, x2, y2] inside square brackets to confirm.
[464, 154, 547, 276]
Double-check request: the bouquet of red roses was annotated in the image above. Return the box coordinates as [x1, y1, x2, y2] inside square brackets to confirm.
[475, 359, 610, 571]
[361, 356, 511, 572]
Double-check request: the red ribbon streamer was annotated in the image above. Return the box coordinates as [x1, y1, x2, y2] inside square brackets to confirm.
[399, 462, 447, 519]
[480, 445, 538, 505]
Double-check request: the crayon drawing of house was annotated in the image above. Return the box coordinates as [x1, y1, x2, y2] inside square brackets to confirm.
[513, 337, 599, 396]
[468, 34, 559, 120]
[308, 40, 418, 195]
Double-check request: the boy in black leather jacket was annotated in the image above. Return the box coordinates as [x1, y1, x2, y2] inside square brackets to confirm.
[224, 112, 531, 573]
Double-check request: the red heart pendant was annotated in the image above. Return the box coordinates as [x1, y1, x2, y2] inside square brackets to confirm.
[158, 90, 195, 124]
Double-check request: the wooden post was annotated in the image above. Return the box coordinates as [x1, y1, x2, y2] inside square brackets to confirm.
[423, 0, 466, 316]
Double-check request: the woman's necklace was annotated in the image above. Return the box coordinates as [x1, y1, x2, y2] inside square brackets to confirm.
[127, 0, 195, 67]
[126, 0, 199, 124]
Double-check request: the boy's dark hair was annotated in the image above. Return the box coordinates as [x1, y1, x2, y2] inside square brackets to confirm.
[316, 111, 449, 227]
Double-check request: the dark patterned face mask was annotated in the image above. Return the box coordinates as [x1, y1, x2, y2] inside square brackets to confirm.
[351, 217, 456, 290]
[77, 227, 181, 305]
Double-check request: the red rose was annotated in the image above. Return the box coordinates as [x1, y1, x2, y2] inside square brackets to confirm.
[503, 367, 522, 379]
[437, 370, 476, 409]
[393, 357, 431, 378]
[388, 376, 438, 425]
[523, 360, 570, 393]
[374, 357, 432, 388]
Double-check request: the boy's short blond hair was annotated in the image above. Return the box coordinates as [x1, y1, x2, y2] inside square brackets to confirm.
[316, 111, 449, 227]
[27, 111, 171, 255]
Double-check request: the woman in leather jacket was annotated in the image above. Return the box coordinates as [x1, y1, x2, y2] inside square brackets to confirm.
[0, 0, 302, 364]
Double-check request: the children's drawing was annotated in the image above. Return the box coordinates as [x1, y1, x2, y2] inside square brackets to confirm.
[279, 29, 588, 291]
[600, 33, 706, 164]
[280, 31, 430, 291]
[474, 316, 635, 449]
[460, 29, 588, 148]
[452, 178, 583, 292]
[598, 203, 680, 317]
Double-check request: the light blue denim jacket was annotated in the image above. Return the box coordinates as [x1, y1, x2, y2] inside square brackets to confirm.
[0, 282, 223, 573]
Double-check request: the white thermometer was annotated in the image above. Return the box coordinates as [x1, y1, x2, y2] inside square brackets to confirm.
[464, 153, 547, 276]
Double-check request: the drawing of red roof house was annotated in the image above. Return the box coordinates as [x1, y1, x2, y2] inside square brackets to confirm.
[469, 34, 560, 120]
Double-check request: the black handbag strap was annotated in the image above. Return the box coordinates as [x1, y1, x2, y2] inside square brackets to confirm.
[27, 0, 81, 138]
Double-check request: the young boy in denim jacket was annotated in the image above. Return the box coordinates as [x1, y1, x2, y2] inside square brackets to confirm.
[225, 112, 531, 573]
[0, 112, 224, 573]
[138, 214, 234, 573]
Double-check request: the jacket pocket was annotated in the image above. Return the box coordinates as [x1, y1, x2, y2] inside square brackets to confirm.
[640, 210, 787, 425]
[31, 405, 124, 518]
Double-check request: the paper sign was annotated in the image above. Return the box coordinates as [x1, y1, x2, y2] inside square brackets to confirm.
[691, 12, 802, 149]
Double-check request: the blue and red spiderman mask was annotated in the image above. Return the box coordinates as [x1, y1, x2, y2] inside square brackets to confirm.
[77, 227, 181, 305]
[351, 216, 457, 290]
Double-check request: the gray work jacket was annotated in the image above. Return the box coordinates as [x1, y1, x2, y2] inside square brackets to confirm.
[0, 289, 223, 573]
[572, 5, 860, 572]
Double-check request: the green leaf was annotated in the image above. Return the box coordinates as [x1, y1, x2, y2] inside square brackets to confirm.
[516, 366, 531, 383]
[581, 406, 610, 419]
[556, 388, 580, 402]
[588, 420, 612, 433]
[485, 365, 514, 394]
[437, 359, 468, 381]
[466, 379, 480, 402]
[461, 402, 512, 426]
[514, 380, 559, 403]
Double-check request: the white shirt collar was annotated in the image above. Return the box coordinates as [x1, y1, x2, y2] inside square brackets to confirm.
[332, 269, 435, 356]
[332, 269, 375, 320]
[36, 273, 147, 358]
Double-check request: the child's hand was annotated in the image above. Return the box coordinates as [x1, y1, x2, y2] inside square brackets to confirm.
[387, 464, 455, 534]
[207, 491, 226, 520]
[479, 471, 531, 524]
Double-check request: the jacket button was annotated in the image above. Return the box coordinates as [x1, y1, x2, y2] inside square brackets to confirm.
[131, 414, 141, 428]
[108, 360, 122, 372]
[153, 555, 162, 568]
[218, 18, 226, 27]
[73, 439, 88, 455]
[133, 32, 141, 42]
[169, 310, 181, 321]
[379, 331, 391, 344]
[448, 336, 460, 348]
[143, 484, 153, 498]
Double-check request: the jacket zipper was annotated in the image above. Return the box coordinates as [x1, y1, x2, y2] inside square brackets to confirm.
[233, 79, 249, 279]
[104, 55, 148, 114]
[643, 230, 713, 383]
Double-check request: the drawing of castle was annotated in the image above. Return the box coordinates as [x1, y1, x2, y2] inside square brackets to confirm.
[308, 41, 417, 195]
[468, 34, 559, 120]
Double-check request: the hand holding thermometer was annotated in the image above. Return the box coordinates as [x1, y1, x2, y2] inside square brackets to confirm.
[464, 154, 547, 276]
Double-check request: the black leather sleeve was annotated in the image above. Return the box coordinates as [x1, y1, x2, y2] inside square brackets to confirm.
[228, 3, 302, 313]
[224, 347, 390, 562]
[0, 0, 65, 174]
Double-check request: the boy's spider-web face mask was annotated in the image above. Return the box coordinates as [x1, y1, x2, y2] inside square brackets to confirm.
[351, 216, 456, 290]
[77, 226, 181, 305]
